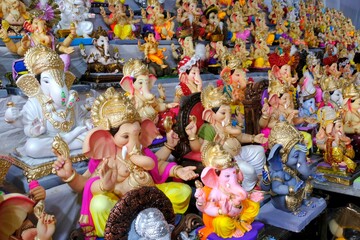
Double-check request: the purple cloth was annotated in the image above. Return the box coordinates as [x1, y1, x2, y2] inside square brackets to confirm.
[196, 221, 264, 240]
[145, 148, 177, 184]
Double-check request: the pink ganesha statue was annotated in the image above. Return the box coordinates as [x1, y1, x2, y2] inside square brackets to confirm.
[195, 142, 263, 239]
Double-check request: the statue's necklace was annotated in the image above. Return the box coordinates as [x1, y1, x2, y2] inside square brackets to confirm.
[37, 94, 75, 132]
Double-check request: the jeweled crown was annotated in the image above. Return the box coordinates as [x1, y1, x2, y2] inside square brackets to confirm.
[122, 58, 150, 78]
[268, 74, 289, 97]
[320, 75, 339, 92]
[306, 53, 320, 67]
[201, 85, 231, 109]
[91, 87, 141, 129]
[343, 83, 360, 99]
[268, 121, 304, 163]
[24, 45, 64, 75]
[201, 142, 234, 170]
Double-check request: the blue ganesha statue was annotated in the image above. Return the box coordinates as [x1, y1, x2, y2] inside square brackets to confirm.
[261, 121, 314, 214]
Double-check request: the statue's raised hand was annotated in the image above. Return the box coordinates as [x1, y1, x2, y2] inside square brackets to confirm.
[166, 130, 179, 148]
[100, 6, 106, 17]
[0, 28, 8, 40]
[30, 118, 46, 137]
[21, 34, 31, 50]
[99, 158, 117, 192]
[36, 213, 56, 240]
[52, 151, 73, 180]
[4, 103, 20, 123]
[185, 116, 197, 138]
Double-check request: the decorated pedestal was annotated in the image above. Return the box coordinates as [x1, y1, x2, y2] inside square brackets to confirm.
[256, 197, 327, 233]
[0, 151, 88, 191]
[196, 221, 265, 240]
[317, 162, 360, 185]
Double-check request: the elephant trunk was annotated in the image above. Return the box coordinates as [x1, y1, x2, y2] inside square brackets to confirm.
[103, 41, 110, 57]
[224, 182, 247, 201]
[139, 86, 155, 102]
[51, 85, 69, 109]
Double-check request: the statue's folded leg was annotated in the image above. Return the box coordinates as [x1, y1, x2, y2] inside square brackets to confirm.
[89, 193, 119, 237]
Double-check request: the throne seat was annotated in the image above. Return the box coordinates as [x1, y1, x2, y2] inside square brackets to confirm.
[316, 161, 360, 185]
[0, 148, 88, 191]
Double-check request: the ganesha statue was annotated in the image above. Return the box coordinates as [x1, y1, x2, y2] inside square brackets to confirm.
[141, 0, 174, 40]
[226, 9, 251, 43]
[100, 0, 140, 40]
[175, 0, 206, 41]
[0, 0, 29, 36]
[186, 85, 267, 191]
[174, 51, 204, 103]
[316, 106, 356, 173]
[52, 87, 197, 238]
[138, 31, 171, 77]
[343, 84, 360, 135]
[120, 59, 178, 134]
[4, 45, 92, 159]
[0, 1, 75, 57]
[262, 121, 314, 215]
[220, 54, 248, 107]
[56, 0, 94, 38]
[79, 26, 123, 73]
[195, 142, 263, 239]
[171, 35, 195, 63]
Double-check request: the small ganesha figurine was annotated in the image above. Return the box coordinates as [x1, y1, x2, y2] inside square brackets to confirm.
[262, 121, 314, 215]
[174, 50, 205, 103]
[316, 106, 356, 173]
[120, 59, 178, 134]
[0, 0, 29, 36]
[79, 26, 123, 73]
[195, 142, 263, 239]
[141, 0, 175, 40]
[56, 0, 94, 38]
[4, 45, 92, 159]
[100, 0, 140, 40]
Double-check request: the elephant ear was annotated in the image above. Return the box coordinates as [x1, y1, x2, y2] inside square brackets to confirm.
[0, 193, 35, 240]
[65, 71, 76, 90]
[268, 143, 283, 171]
[120, 76, 135, 95]
[140, 119, 159, 148]
[202, 108, 216, 124]
[83, 127, 116, 160]
[220, 67, 231, 84]
[148, 74, 157, 89]
[201, 167, 219, 189]
[16, 74, 41, 97]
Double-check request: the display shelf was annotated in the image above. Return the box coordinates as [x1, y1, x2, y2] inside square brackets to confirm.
[313, 180, 360, 198]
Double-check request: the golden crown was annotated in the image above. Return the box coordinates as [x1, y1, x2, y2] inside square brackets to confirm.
[306, 53, 320, 67]
[23, 45, 64, 75]
[91, 87, 141, 130]
[201, 85, 231, 109]
[221, 54, 243, 71]
[268, 74, 289, 97]
[268, 121, 304, 163]
[201, 142, 234, 170]
[122, 58, 150, 78]
[343, 83, 360, 99]
[147, 0, 160, 6]
[319, 75, 339, 92]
